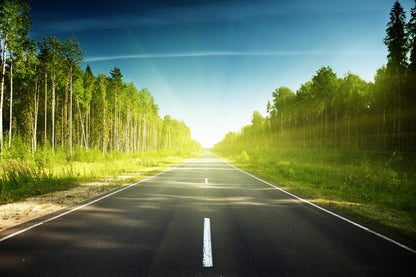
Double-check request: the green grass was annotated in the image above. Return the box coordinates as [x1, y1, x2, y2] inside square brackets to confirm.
[214, 148, 416, 243]
[0, 148, 200, 205]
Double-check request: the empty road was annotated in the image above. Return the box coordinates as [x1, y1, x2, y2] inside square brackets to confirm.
[0, 152, 414, 276]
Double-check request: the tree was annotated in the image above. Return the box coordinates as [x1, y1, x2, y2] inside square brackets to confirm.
[296, 81, 315, 147]
[39, 36, 64, 151]
[109, 66, 123, 151]
[8, 39, 33, 148]
[384, 1, 409, 151]
[62, 37, 83, 156]
[384, 0, 408, 75]
[310, 66, 338, 146]
[0, 0, 32, 152]
[406, 0, 416, 150]
[409, 0, 416, 73]
[269, 86, 295, 147]
[93, 73, 109, 154]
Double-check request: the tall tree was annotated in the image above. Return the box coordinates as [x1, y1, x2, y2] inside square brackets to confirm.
[269, 86, 295, 147]
[409, 0, 416, 73]
[384, 0, 408, 75]
[94, 73, 109, 154]
[61, 37, 83, 156]
[0, 0, 32, 152]
[384, 1, 409, 151]
[39, 36, 64, 151]
[8, 35, 32, 149]
[109, 66, 123, 151]
[311, 66, 338, 146]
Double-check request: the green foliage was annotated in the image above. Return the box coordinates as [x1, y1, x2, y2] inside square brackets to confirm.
[0, 148, 201, 204]
[215, 146, 416, 238]
[240, 150, 250, 162]
[0, 159, 78, 204]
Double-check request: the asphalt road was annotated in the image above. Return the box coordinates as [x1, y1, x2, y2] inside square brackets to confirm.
[0, 152, 414, 276]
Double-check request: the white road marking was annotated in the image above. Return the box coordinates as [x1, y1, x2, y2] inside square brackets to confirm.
[0, 165, 181, 243]
[224, 160, 416, 254]
[203, 217, 213, 267]
[205, 178, 208, 184]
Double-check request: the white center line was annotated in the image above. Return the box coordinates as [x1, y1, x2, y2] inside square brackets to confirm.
[203, 218, 213, 267]
[205, 178, 208, 184]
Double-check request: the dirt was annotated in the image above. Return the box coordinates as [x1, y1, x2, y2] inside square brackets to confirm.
[0, 174, 142, 232]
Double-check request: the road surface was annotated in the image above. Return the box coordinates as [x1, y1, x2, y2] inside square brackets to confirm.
[0, 152, 414, 276]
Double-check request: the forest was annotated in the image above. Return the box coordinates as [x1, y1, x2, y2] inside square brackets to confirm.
[0, 0, 200, 157]
[214, 1, 416, 239]
[215, 1, 416, 154]
[0, 0, 200, 203]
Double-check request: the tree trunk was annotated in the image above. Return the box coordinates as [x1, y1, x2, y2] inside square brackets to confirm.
[32, 76, 40, 155]
[126, 110, 130, 154]
[76, 100, 88, 149]
[102, 88, 106, 155]
[51, 72, 56, 151]
[0, 41, 7, 152]
[63, 74, 69, 148]
[8, 62, 13, 148]
[69, 69, 73, 157]
[44, 71, 48, 145]
[114, 89, 118, 151]
[334, 111, 337, 147]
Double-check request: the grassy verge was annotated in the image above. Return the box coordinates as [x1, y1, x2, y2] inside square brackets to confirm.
[1, 148, 200, 205]
[214, 148, 416, 243]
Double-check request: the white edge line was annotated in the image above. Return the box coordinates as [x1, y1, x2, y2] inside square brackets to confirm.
[0, 164, 181, 243]
[223, 160, 416, 254]
[203, 217, 213, 267]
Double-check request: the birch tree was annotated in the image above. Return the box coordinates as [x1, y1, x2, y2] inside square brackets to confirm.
[0, 0, 31, 152]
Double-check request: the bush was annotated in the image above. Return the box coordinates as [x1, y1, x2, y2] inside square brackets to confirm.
[240, 150, 250, 162]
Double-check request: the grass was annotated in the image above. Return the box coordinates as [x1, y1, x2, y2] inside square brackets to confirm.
[214, 147, 416, 243]
[0, 148, 200, 205]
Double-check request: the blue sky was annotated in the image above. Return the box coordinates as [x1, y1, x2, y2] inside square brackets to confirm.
[30, 0, 415, 148]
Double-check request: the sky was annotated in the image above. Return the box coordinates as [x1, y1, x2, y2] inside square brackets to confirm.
[29, 0, 415, 148]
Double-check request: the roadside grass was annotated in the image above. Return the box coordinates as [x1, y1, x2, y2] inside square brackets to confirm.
[0, 148, 199, 205]
[214, 148, 416, 243]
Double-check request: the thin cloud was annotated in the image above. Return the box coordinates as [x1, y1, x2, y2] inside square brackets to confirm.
[84, 50, 382, 62]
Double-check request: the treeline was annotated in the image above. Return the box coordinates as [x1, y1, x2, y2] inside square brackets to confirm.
[0, 0, 200, 158]
[215, 0, 416, 154]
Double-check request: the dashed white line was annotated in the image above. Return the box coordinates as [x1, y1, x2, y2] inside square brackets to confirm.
[203, 217, 213, 267]
[205, 178, 208, 184]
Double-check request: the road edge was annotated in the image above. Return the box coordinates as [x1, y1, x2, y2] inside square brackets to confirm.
[220, 157, 416, 254]
[0, 159, 193, 243]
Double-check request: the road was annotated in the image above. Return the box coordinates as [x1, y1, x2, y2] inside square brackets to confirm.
[0, 152, 414, 276]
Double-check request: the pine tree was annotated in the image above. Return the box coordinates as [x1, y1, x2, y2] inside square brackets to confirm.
[384, 1, 409, 151]
[409, 0, 416, 73]
[384, 0, 408, 75]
